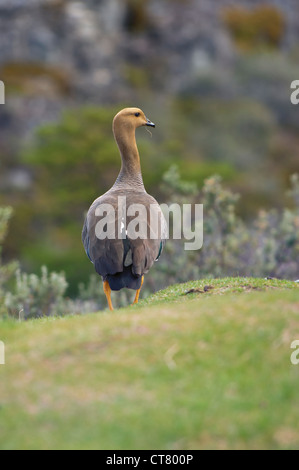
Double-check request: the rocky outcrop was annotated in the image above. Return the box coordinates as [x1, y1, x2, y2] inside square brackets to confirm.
[0, 0, 298, 145]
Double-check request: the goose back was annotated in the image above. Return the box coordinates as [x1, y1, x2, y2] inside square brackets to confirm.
[82, 188, 167, 291]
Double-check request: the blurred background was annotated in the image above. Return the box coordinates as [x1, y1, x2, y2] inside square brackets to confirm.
[0, 0, 299, 315]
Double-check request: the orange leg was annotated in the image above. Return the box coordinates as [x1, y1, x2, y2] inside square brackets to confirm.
[103, 280, 114, 311]
[133, 276, 144, 305]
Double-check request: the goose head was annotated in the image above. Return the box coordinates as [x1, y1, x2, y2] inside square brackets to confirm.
[113, 107, 155, 134]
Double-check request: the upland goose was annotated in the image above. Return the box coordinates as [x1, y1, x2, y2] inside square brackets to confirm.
[82, 108, 167, 310]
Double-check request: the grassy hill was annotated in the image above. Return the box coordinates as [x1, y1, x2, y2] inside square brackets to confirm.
[0, 277, 299, 450]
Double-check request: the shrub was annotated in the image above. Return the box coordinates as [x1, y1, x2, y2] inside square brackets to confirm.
[223, 5, 285, 51]
[0, 62, 71, 96]
[5, 266, 68, 319]
[147, 168, 299, 291]
[0, 207, 18, 317]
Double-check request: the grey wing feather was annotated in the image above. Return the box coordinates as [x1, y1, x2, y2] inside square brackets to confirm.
[82, 193, 124, 277]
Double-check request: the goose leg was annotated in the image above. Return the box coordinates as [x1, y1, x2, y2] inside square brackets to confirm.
[103, 280, 114, 311]
[133, 276, 144, 305]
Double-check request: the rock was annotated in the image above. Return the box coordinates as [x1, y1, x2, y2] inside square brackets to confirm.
[1, 0, 299, 147]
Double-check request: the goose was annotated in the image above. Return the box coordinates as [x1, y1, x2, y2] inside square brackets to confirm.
[82, 108, 167, 310]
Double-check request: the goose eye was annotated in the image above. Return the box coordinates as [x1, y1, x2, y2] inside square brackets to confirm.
[135, 112, 140, 117]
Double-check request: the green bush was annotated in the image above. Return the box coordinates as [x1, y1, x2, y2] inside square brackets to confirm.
[146, 169, 299, 292]
[0, 207, 18, 316]
[5, 266, 68, 319]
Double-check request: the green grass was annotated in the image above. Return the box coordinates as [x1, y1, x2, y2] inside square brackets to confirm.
[0, 277, 299, 450]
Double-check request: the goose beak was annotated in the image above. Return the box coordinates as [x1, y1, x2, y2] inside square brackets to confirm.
[146, 117, 155, 128]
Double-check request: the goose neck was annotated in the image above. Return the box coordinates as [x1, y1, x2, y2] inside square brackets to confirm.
[113, 125, 145, 190]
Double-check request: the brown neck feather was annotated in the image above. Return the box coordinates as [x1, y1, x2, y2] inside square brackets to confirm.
[112, 121, 145, 190]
